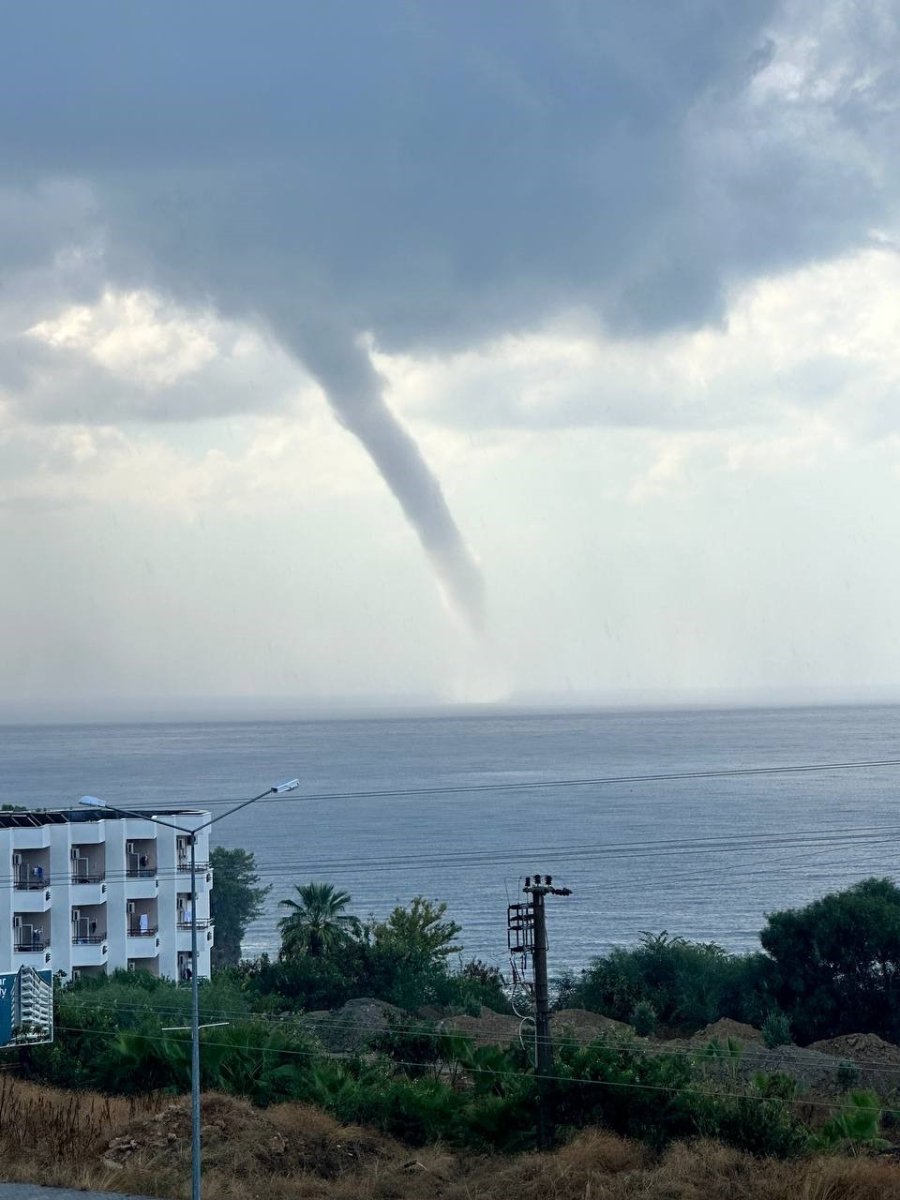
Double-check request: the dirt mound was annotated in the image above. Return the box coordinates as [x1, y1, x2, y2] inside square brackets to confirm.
[104, 1092, 396, 1180]
[300, 996, 407, 1052]
[664, 1025, 846, 1090]
[552, 1009, 632, 1042]
[809, 1033, 900, 1067]
[443, 1007, 630, 1048]
[686, 1018, 764, 1046]
[441, 1008, 520, 1045]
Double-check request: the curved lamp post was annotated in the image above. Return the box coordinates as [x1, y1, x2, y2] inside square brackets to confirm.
[80, 778, 299, 1200]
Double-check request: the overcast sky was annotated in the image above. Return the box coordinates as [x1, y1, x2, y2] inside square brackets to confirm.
[2, 0, 900, 718]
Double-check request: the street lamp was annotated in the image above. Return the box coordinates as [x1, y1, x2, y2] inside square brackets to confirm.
[80, 778, 299, 1200]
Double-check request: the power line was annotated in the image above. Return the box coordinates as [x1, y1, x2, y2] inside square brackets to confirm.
[54, 998, 900, 1081]
[43, 1020, 900, 1118]
[114, 754, 900, 810]
[3, 823, 898, 891]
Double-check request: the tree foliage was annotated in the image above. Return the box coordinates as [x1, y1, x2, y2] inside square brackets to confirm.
[209, 847, 271, 968]
[761, 877, 900, 1043]
[566, 931, 769, 1032]
[278, 883, 361, 959]
[370, 896, 461, 965]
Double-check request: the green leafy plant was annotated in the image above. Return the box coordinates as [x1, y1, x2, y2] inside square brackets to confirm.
[630, 999, 657, 1037]
[278, 882, 361, 959]
[762, 1010, 793, 1049]
[816, 1091, 888, 1154]
[836, 1061, 860, 1092]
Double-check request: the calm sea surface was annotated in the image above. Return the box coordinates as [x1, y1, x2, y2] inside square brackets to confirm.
[2, 705, 899, 972]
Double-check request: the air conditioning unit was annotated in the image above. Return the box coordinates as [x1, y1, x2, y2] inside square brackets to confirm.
[71, 909, 81, 922]
[126, 842, 136, 854]
[12, 916, 21, 928]
[12, 853, 21, 866]
[127, 901, 136, 914]
[71, 848, 79, 860]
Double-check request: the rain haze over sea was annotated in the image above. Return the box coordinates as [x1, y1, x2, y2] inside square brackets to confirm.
[3, 703, 899, 972]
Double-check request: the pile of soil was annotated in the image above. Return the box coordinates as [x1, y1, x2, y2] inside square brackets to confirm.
[806, 1033, 900, 1095]
[104, 1092, 395, 1179]
[443, 1007, 631, 1048]
[685, 1018, 764, 1046]
[664, 1021, 848, 1091]
[810, 1032, 900, 1068]
[552, 1008, 633, 1042]
[299, 996, 406, 1052]
[440, 1008, 520, 1045]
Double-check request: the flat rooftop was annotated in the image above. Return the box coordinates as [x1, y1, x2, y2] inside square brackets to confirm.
[0, 808, 207, 830]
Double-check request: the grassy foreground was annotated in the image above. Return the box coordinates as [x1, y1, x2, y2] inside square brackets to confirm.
[1, 1074, 900, 1200]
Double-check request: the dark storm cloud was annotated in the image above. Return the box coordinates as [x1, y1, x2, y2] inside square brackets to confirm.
[0, 0, 823, 344]
[1, 1, 894, 354]
[2, 0, 897, 624]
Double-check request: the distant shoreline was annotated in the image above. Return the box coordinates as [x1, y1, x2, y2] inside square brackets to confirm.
[2, 689, 900, 728]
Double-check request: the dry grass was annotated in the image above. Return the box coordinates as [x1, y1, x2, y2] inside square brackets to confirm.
[0, 1076, 899, 1200]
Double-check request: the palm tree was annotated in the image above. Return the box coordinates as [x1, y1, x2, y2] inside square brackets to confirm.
[277, 882, 360, 959]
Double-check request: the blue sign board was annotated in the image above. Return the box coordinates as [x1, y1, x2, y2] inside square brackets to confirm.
[0, 967, 53, 1047]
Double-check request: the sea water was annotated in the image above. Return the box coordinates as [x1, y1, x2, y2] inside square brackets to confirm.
[2, 704, 899, 971]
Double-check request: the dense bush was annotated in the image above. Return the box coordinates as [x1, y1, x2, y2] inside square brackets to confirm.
[762, 1010, 793, 1049]
[562, 932, 771, 1033]
[760, 878, 900, 1043]
[559, 879, 900, 1045]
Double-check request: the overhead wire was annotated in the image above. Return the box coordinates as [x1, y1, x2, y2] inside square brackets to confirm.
[5, 824, 900, 892]
[50, 993, 900, 1080]
[42, 1020, 900, 1118]
[111, 753, 900, 811]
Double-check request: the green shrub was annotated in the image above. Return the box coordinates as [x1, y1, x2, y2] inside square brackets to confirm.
[568, 932, 770, 1034]
[815, 1091, 888, 1153]
[762, 1010, 793, 1049]
[630, 999, 657, 1037]
[836, 1061, 860, 1092]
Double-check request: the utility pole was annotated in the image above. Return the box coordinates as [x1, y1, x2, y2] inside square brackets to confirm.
[508, 874, 571, 1151]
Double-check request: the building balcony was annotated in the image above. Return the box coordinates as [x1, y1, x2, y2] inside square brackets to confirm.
[13, 938, 49, 952]
[127, 924, 158, 938]
[176, 864, 212, 892]
[176, 917, 213, 931]
[126, 934, 160, 958]
[70, 879, 107, 907]
[125, 866, 156, 880]
[12, 888, 51, 911]
[124, 875, 158, 900]
[71, 824, 105, 844]
[72, 939, 109, 967]
[177, 925, 213, 952]
[9, 829, 51, 850]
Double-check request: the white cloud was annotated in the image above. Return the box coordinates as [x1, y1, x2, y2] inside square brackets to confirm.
[3, 287, 313, 425]
[373, 245, 900, 450]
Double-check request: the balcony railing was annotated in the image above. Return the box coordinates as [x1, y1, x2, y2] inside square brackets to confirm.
[71, 873, 105, 885]
[177, 918, 213, 930]
[128, 925, 158, 937]
[126, 867, 157, 879]
[177, 862, 209, 872]
[72, 933, 106, 945]
[14, 879, 49, 891]
[14, 939, 48, 952]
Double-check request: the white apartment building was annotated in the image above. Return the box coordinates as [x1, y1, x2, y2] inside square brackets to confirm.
[0, 808, 214, 982]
